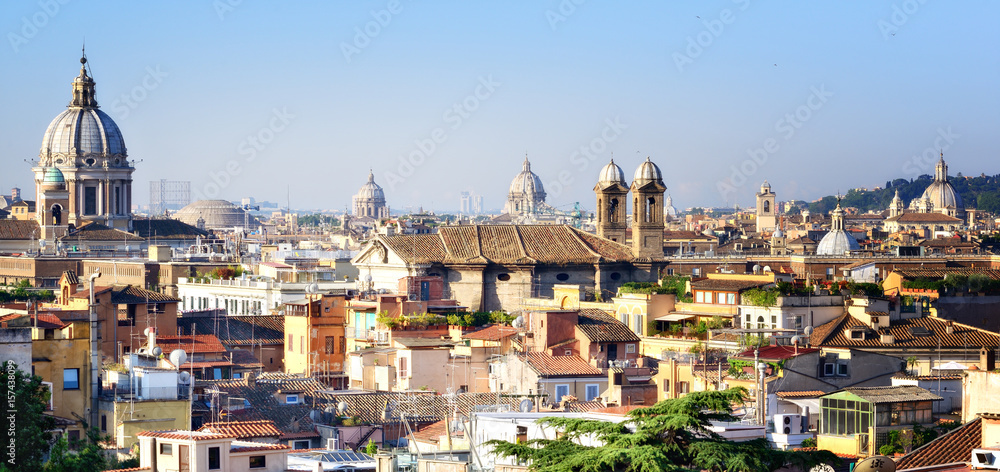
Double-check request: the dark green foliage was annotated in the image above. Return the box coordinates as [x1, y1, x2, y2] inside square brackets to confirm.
[485, 388, 839, 472]
[0, 280, 56, 303]
[0, 368, 56, 471]
[808, 172, 1000, 215]
[297, 213, 340, 227]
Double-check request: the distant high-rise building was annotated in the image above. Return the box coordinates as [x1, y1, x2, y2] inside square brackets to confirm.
[460, 191, 485, 215]
[150, 179, 192, 215]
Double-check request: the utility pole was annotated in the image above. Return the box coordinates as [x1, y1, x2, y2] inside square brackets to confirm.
[89, 270, 102, 430]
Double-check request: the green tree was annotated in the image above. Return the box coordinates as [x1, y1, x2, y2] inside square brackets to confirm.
[43, 427, 112, 472]
[486, 388, 839, 472]
[364, 438, 378, 456]
[0, 366, 56, 471]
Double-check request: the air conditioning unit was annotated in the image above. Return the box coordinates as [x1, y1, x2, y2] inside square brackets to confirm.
[408, 293, 418, 301]
[972, 449, 1000, 470]
[774, 414, 803, 434]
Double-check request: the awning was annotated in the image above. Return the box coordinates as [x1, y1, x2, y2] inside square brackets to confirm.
[655, 314, 696, 322]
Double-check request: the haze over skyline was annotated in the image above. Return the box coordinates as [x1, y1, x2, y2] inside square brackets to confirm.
[2, 1, 998, 213]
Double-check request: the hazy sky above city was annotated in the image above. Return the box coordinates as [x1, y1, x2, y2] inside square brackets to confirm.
[2, 1, 998, 214]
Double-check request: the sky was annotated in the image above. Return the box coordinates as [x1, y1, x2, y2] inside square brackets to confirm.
[1, 1, 998, 214]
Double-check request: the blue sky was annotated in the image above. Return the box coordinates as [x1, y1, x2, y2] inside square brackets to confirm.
[2, 1, 998, 213]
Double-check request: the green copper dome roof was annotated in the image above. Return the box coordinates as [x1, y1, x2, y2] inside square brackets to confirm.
[43, 166, 65, 184]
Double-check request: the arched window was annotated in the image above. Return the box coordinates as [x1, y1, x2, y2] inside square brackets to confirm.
[51, 204, 62, 226]
[646, 197, 655, 223]
[608, 198, 618, 222]
[763, 201, 770, 213]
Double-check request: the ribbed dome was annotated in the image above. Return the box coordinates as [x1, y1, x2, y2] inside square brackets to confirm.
[816, 230, 860, 255]
[41, 107, 126, 157]
[174, 200, 259, 230]
[597, 159, 626, 187]
[633, 157, 663, 185]
[509, 157, 546, 197]
[921, 181, 962, 210]
[921, 154, 963, 212]
[357, 171, 386, 201]
[39, 55, 127, 162]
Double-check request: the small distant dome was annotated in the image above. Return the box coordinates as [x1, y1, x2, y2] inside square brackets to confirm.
[357, 171, 386, 201]
[633, 157, 663, 185]
[664, 194, 678, 218]
[772, 229, 784, 238]
[760, 180, 771, 193]
[174, 200, 260, 230]
[816, 230, 860, 255]
[597, 159, 626, 187]
[509, 158, 545, 197]
[41, 167, 66, 190]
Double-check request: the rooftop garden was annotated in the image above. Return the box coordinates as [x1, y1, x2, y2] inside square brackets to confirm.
[619, 276, 692, 302]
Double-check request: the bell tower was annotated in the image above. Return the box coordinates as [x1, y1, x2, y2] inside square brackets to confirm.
[756, 180, 776, 233]
[630, 157, 667, 258]
[594, 159, 628, 243]
[37, 167, 70, 241]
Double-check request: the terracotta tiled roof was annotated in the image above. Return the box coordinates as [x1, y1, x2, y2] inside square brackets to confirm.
[576, 309, 639, 343]
[412, 420, 463, 444]
[522, 352, 602, 377]
[891, 372, 963, 381]
[229, 441, 291, 453]
[178, 313, 284, 346]
[775, 390, 826, 399]
[920, 238, 977, 247]
[157, 335, 228, 354]
[60, 222, 144, 242]
[131, 218, 209, 240]
[0, 220, 38, 240]
[0, 313, 67, 329]
[110, 285, 181, 304]
[885, 212, 963, 223]
[137, 430, 234, 440]
[892, 268, 1000, 280]
[832, 385, 942, 404]
[896, 417, 981, 470]
[462, 324, 519, 341]
[734, 344, 818, 362]
[691, 279, 771, 292]
[809, 313, 1000, 350]
[198, 420, 282, 439]
[62, 270, 79, 285]
[373, 225, 634, 266]
[793, 447, 857, 459]
[662, 230, 716, 240]
[205, 374, 329, 434]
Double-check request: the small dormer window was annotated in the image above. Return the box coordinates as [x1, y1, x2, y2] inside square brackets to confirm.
[286, 394, 299, 404]
[849, 329, 865, 340]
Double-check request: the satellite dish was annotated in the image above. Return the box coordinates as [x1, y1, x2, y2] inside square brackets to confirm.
[519, 399, 534, 412]
[310, 283, 319, 293]
[512, 316, 525, 329]
[151, 346, 163, 357]
[790, 336, 801, 345]
[853, 455, 895, 472]
[337, 401, 348, 414]
[178, 371, 191, 384]
[144, 327, 153, 336]
[803, 326, 814, 336]
[169, 349, 188, 367]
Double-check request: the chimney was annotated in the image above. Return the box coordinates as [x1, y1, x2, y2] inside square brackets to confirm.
[980, 348, 996, 371]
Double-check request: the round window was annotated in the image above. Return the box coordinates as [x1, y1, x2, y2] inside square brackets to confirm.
[556, 273, 569, 281]
[497, 273, 511, 281]
[610, 272, 622, 281]
[85, 158, 95, 166]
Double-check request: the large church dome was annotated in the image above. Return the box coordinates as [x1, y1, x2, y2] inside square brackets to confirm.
[41, 108, 126, 158]
[38, 56, 127, 166]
